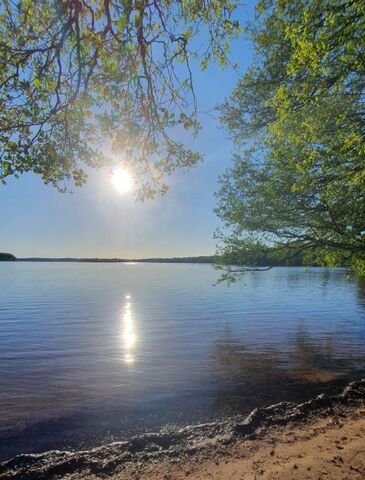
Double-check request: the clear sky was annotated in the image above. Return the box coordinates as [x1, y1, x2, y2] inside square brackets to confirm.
[0, 3, 255, 259]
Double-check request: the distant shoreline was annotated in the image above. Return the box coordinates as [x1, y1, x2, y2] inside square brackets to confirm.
[1, 255, 337, 268]
[16, 256, 216, 264]
[0, 252, 339, 268]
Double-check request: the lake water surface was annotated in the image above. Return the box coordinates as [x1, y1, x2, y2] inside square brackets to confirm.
[0, 263, 364, 460]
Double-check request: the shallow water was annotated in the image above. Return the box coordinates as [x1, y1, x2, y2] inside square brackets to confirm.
[0, 263, 364, 460]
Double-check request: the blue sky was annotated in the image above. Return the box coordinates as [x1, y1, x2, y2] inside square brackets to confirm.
[0, 4, 255, 259]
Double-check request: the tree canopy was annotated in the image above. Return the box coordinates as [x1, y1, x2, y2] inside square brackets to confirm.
[0, 0, 239, 196]
[216, 0, 365, 277]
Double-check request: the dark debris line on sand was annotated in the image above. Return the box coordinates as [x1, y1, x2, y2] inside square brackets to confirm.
[1, 379, 365, 480]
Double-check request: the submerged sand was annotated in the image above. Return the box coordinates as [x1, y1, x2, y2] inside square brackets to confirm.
[1, 380, 364, 480]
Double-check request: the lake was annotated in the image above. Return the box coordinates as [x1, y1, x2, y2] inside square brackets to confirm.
[0, 263, 364, 460]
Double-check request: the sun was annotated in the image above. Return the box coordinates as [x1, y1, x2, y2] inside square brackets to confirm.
[111, 168, 134, 194]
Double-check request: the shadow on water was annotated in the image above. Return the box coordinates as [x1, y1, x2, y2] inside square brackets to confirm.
[210, 325, 365, 416]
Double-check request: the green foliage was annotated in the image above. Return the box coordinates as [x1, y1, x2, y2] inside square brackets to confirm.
[0, 252, 16, 261]
[0, 0, 239, 196]
[216, 0, 365, 276]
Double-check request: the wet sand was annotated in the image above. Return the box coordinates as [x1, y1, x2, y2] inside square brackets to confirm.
[1, 379, 364, 480]
[128, 405, 365, 480]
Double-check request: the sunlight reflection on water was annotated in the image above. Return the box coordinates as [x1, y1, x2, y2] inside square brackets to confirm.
[121, 295, 136, 364]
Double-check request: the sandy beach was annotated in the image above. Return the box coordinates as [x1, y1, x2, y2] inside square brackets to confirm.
[1, 379, 364, 480]
[126, 404, 365, 480]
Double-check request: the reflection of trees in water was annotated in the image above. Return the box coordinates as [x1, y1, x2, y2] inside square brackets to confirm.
[210, 326, 365, 416]
[355, 276, 365, 305]
[290, 325, 356, 380]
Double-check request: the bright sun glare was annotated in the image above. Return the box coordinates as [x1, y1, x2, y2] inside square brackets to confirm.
[111, 168, 134, 194]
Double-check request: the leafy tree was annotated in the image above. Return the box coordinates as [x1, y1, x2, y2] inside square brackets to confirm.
[0, 252, 16, 261]
[0, 0, 239, 195]
[216, 0, 365, 278]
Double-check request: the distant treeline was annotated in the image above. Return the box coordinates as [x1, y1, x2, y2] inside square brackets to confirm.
[0, 253, 16, 261]
[11, 250, 317, 267]
[18, 255, 217, 264]
[129, 256, 216, 264]
[79, 256, 217, 264]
